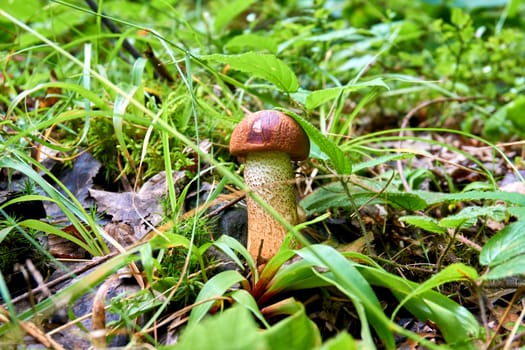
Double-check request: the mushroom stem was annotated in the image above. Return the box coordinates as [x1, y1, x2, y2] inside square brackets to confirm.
[229, 110, 309, 265]
[244, 151, 298, 264]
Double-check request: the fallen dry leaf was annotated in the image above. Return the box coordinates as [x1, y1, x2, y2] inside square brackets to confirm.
[89, 171, 186, 238]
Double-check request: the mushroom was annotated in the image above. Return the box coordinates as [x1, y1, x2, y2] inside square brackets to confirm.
[229, 110, 310, 265]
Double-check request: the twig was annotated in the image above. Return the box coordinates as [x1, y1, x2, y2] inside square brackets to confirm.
[8, 254, 115, 306]
[487, 286, 525, 349]
[503, 297, 525, 350]
[84, 0, 142, 59]
[144, 43, 175, 83]
[84, 0, 173, 82]
[0, 306, 66, 350]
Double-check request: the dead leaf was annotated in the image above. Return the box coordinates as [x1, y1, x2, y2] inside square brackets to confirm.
[89, 171, 186, 238]
[44, 152, 102, 219]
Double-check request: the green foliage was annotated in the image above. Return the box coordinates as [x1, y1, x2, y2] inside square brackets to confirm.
[224, 34, 278, 54]
[484, 96, 525, 140]
[390, 263, 478, 319]
[0, 152, 110, 256]
[107, 288, 164, 333]
[2, 0, 525, 348]
[300, 179, 428, 215]
[358, 264, 481, 347]
[169, 302, 324, 350]
[286, 111, 352, 175]
[213, 0, 257, 33]
[203, 53, 300, 92]
[187, 237, 481, 348]
[480, 220, 525, 280]
[401, 205, 507, 234]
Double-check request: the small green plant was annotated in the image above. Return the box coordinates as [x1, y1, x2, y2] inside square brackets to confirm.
[2, 0, 525, 348]
[175, 236, 481, 349]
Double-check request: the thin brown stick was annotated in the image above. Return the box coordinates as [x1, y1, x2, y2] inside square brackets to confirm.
[84, 0, 173, 82]
[0, 307, 66, 350]
[8, 254, 116, 306]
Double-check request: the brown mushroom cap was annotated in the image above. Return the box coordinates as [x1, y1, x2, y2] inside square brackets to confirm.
[229, 110, 310, 161]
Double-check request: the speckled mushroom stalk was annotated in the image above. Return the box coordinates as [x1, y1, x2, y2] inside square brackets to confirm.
[230, 110, 310, 265]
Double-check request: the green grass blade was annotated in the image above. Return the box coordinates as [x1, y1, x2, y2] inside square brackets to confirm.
[187, 270, 247, 328]
[296, 244, 395, 348]
[391, 263, 478, 320]
[358, 265, 481, 348]
[18, 219, 93, 254]
[78, 42, 92, 144]
[212, 234, 253, 273]
[230, 289, 270, 329]
[1, 249, 138, 326]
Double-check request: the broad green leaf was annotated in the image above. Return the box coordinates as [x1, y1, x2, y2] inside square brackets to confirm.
[451, 8, 471, 28]
[358, 265, 481, 348]
[439, 215, 476, 229]
[203, 53, 299, 92]
[172, 301, 321, 350]
[230, 290, 270, 329]
[0, 226, 14, 244]
[462, 181, 495, 192]
[509, 206, 525, 218]
[0, 0, 41, 22]
[392, 263, 478, 319]
[225, 34, 278, 54]
[264, 300, 321, 350]
[301, 181, 427, 215]
[438, 205, 507, 229]
[304, 78, 388, 110]
[400, 216, 445, 234]
[17, 8, 87, 47]
[187, 270, 246, 328]
[286, 111, 351, 175]
[507, 0, 521, 16]
[264, 258, 331, 296]
[483, 105, 512, 141]
[213, 0, 257, 32]
[480, 220, 525, 267]
[140, 243, 154, 285]
[318, 332, 357, 350]
[172, 305, 264, 350]
[297, 245, 395, 349]
[149, 232, 191, 249]
[506, 95, 525, 136]
[258, 248, 296, 284]
[413, 190, 525, 206]
[483, 254, 525, 280]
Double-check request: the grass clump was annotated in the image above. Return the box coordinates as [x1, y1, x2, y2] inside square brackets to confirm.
[1, 1, 525, 349]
